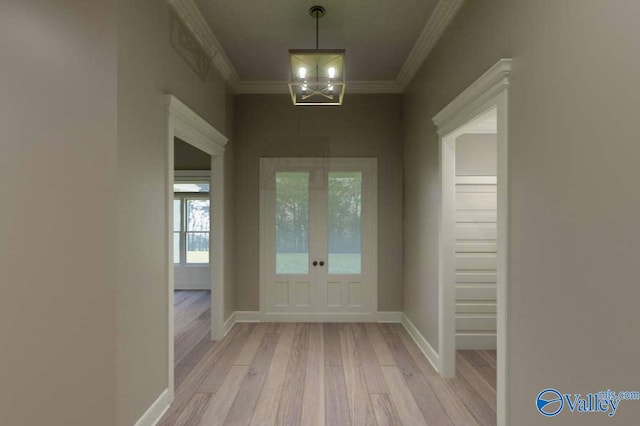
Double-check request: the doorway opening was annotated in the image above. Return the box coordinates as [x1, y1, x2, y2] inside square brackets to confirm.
[166, 95, 227, 399]
[433, 59, 511, 425]
[173, 141, 212, 389]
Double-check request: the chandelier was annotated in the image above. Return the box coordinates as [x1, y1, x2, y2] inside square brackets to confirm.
[289, 6, 345, 106]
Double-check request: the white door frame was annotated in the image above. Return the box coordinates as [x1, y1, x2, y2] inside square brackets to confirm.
[432, 59, 511, 426]
[165, 95, 228, 399]
[259, 157, 378, 322]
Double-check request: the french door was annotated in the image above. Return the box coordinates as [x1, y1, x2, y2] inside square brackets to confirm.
[260, 158, 377, 319]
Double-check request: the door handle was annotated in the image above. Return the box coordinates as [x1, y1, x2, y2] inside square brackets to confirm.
[319, 261, 325, 267]
[312, 261, 318, 266]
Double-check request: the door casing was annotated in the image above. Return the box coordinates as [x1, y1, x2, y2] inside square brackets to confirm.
[165, 95, 228, 400]
[432, 59, 510, 426]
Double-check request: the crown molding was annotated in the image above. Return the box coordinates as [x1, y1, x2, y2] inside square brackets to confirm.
[396, 0, 465, 90]
[168, 0, 240, 90]
[167, 0, 464, 94]
[235, 80, 402, 95]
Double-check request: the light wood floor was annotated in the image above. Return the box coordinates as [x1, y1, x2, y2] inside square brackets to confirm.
[165, 293, 496, 426]
[174, 291, 214, 389]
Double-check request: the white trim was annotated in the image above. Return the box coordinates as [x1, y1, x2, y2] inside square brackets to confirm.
[223, 310, 401, 328]
[168, 0, 240, 89]
[174, 281, 210, 291]
[235, 80, 403, 95]
[432, 58, 510, 426]
[401, 313, 440, 373]
[134, 389, 171, 426]
[223, 312, 236, 337]
[433, 59, 512, 136]
[456, 129, 498, 135]
[397, 0, 465, 89]
[167, 95, 228, 152]
[259, 313, 391, 322]
[456, 176, 497, 185]
[166, 94, 228, 403]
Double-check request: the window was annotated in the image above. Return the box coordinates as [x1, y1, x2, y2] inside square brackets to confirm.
[174, 181, 210, 265]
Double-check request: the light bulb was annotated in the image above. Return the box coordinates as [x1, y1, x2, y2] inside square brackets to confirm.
[328, 84, 334, 91]
[328, 67, 336, 78]
[298, 67, 307, 79]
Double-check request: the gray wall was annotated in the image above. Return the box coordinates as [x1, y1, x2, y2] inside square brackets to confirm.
[456, 133, 497, 176]
[0, 1, 117, 425]
[116, 2, 233, 424]
[175, 138, 212, 171]
[404, 0, 640, 424]
[234, 94, 404, 312]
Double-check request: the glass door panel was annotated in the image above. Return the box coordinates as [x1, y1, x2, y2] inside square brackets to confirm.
[328, 172, 362, 274]
[275, 172, 310, 274]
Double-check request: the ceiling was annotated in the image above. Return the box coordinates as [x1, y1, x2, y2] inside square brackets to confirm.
[172, 0, 464, 92]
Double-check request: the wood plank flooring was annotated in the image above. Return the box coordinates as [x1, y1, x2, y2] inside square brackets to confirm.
[163, 300, 497, 426]
[174, 291, 213, 390]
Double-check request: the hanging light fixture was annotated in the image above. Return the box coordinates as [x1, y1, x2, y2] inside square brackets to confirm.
[289, 5, 345, 106]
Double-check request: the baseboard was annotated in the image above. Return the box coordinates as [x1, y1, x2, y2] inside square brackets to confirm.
[223, 311, 401, 329]
[174, 283, 210, 291]
[223, 312, 236, 337]
[134, 388, 171, 426]
[401, 313, 440, 373]
[261, 312, 402, 322]
[456, 332, 497, 349]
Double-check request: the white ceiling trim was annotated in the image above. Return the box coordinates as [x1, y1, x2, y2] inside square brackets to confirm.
[236, 81, 402, 94]
[396, 0, 465, 90]
[168, 0, 240, 90]
[167, 0, 463, 94]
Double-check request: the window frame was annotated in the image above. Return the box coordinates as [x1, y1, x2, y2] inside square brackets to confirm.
[173, 173, 211, 266]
